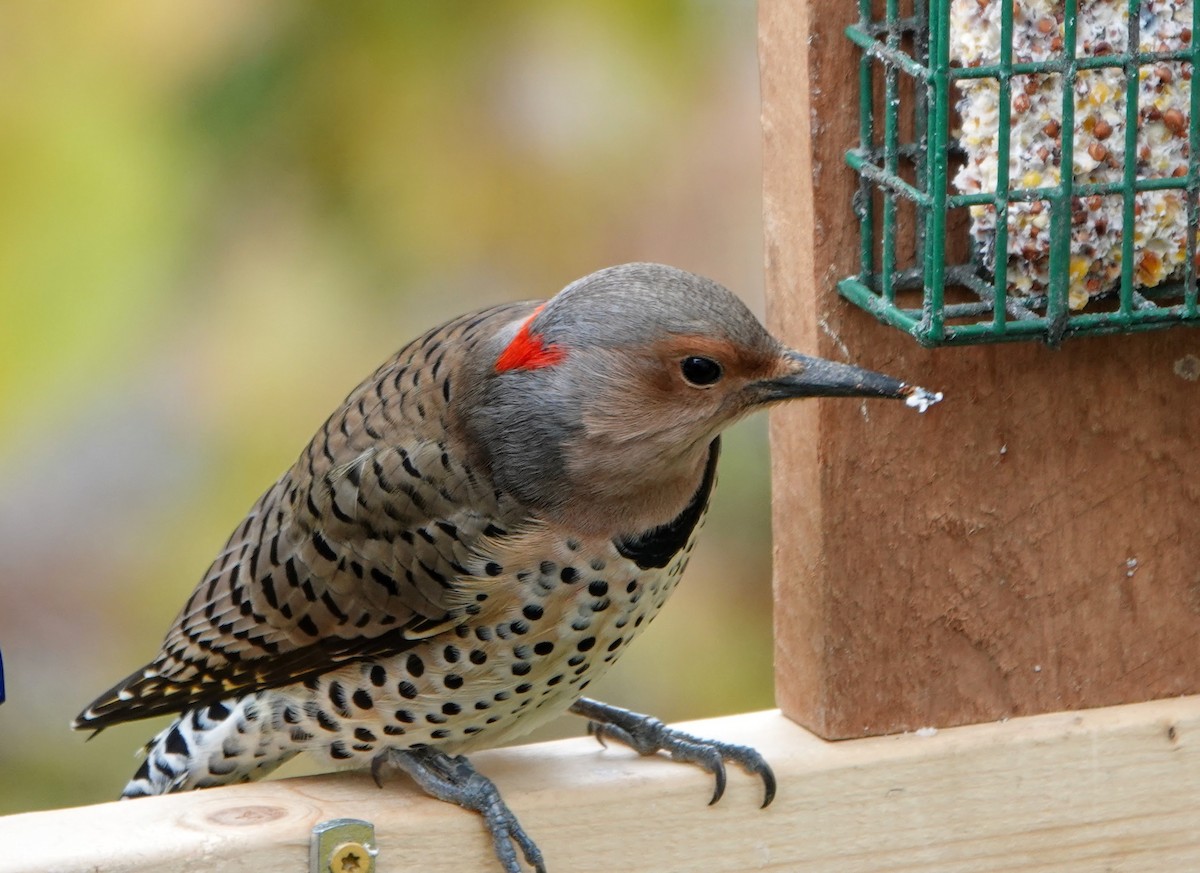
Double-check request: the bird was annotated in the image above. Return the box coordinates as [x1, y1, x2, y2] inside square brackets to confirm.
[73, 263, 939, 872]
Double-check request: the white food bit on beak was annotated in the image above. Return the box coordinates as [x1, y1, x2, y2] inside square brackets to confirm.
[903, 386, 944, 413]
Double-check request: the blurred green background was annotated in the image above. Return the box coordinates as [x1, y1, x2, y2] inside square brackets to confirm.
[0, 1, 772, 815]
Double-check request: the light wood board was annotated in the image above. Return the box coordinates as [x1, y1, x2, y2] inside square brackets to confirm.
[4, 698, 1200, 872]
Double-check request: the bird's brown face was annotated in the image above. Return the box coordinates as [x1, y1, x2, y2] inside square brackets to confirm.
[577, 333, 789, 455]
[577, 334, 915, 459]
[562, 332, 921, 534]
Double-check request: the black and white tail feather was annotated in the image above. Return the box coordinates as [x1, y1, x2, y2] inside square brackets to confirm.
[123, 694, 296, 798]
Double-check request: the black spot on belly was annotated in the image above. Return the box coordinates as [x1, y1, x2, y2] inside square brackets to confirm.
[329, 682, 351, 716]
[615, 438, 719, 570]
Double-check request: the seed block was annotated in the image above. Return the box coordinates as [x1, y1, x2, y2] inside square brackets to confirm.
[951, 0, 1194, 309]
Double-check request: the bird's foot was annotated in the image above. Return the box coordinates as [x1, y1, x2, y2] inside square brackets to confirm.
[569, 697, 776, 808]
[375, 746, 546, 873]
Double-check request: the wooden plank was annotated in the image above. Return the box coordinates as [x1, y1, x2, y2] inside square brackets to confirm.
[5, 699, 1200, 872]
[760, 0, 1200, 739]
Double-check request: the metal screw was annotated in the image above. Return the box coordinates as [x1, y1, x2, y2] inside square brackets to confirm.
[311, 819, 377, 873]
[330, 842, 371, 873]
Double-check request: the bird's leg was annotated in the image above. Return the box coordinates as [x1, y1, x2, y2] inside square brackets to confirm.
[376, 746, 546, 873]
[569, 697, 776, 808]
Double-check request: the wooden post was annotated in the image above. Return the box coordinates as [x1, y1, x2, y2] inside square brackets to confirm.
[761, 0, 1200, 739]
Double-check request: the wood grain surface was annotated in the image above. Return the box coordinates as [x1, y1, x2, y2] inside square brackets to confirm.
[761, 0, 1200, 739]
[5, 701, 1200, 872]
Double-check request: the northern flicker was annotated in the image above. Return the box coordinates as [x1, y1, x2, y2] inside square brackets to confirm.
[74, 263, 940, 872]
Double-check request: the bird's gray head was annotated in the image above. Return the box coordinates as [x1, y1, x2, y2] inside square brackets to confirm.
[460, 263, 925, 535]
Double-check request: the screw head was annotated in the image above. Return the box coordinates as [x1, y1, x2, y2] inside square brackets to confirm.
[329, 841, 372, 873]
[311, 818, 376, 873]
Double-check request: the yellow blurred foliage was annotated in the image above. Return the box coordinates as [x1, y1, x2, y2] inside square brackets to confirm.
[0, 1, 770, 814]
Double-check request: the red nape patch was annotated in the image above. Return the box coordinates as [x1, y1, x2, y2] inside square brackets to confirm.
[495, 306, 564, 372]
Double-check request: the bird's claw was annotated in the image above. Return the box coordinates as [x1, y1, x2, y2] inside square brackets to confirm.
[571, 697, 776, 808]
[377, 747, 546, 873]
[585, 719, 607, 749]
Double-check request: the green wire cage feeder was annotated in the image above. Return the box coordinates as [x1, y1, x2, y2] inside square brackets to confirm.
[841, 0, 1200, 346]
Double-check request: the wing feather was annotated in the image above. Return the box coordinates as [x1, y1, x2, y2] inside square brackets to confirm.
[75, 301, 536, 729]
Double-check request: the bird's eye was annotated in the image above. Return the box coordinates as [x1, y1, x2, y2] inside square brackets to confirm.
[680, 356, 723, 387]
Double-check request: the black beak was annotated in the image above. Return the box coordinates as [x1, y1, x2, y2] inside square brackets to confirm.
[756, 351, 941, 409]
